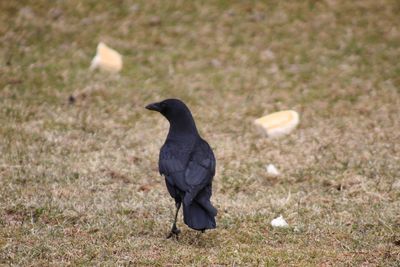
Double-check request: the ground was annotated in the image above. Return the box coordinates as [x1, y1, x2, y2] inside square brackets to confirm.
[1, 0, 400, 265]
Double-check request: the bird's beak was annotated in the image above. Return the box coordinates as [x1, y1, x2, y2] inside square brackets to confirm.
[145, 102, 161, 112]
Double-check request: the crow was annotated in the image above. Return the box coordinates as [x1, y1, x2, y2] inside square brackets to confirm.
[145, 98, 217, 238]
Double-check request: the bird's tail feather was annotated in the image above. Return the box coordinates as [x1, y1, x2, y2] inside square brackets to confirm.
[183, 201, 216, 231]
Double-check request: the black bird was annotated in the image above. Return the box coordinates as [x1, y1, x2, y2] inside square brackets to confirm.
[145, 99, 217, 238]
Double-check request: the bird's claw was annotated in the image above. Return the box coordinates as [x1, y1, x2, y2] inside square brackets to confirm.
[166, 225, 181, 239]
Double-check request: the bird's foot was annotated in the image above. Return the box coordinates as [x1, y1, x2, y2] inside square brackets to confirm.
[166, 224, 181, 239]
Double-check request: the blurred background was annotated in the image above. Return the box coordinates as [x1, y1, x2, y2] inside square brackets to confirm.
[1, 0, 399, 265]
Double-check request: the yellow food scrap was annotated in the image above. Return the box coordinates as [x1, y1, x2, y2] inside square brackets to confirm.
[90, 42, 123, 73]
[254, 110, 299, 138]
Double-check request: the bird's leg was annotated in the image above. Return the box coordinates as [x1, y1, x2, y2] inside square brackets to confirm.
[167, 202, 181, 239]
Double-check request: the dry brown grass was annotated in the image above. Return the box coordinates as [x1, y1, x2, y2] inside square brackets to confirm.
[1, 0, 400, 265]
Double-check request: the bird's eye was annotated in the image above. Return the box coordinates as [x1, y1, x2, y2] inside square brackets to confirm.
[160, 102, 167, 108]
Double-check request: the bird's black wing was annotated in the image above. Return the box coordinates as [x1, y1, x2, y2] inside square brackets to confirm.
[183, 138, 216, 206]
[159, 141, 193, 201]
[159, 142, 189, 176]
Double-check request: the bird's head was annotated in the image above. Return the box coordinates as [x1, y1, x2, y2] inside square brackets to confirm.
[145, 98, 198, 135]
[145, 98, 190, 119]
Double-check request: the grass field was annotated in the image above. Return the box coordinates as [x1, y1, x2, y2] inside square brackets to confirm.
[1, 0, 400, 265]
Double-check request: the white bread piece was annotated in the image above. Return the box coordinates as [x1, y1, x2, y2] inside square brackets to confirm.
[266, 164, 280, 176]
[271, 215, 289, 228]
[254, 110, 299, 138]
[90, 42, 122, 73]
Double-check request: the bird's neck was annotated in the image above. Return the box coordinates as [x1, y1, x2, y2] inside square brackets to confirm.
[167, 115, 199, 141]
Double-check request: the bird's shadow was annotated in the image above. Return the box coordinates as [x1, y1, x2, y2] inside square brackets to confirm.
[166, 229, 220, 248]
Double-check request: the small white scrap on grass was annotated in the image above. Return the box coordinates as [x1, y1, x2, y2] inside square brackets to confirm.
[266, 164, 280, 176]
[254, 110, 299, 138]
[271, 215, 289, 228]
[90, 42, 123, 73]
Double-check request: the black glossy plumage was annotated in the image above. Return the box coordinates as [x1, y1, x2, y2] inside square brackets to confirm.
[146, 99, 217, 233]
